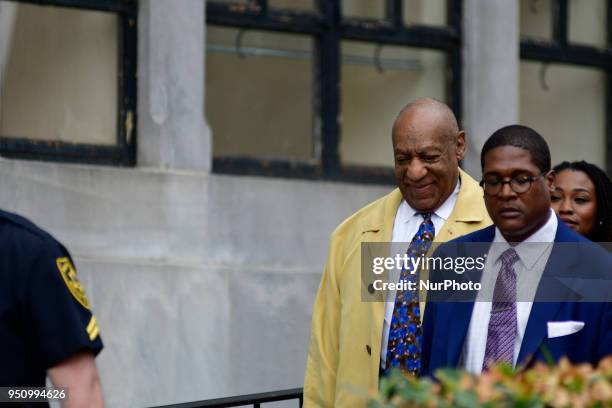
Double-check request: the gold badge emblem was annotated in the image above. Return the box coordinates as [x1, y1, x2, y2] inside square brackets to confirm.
[56, 257, 90, 309]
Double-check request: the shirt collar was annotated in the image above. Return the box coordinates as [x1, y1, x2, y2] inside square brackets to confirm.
[397, 177, 461, 223]
[491, 208, 558, 270]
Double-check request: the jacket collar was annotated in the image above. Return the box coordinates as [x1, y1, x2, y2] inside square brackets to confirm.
[450, 168, 488, 222]
[359, 168, 487, 236]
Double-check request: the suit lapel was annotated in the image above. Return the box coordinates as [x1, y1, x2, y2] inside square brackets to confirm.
[517, 220, 579, 366]
[446, 301, 476, 365]
[445, 237, 492, 365]
[517, 302, 562, 366]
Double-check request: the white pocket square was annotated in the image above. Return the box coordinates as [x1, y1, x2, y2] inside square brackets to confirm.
[547, 321, 585, 338]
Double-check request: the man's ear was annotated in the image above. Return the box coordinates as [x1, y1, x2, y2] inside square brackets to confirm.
[455, 130, 466, 161]
[545, 170, 555, 191]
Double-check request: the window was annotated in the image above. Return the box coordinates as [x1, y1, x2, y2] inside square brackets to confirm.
[207, 28, 314, 162]
[519, 0, 611, 174]
[0, 0, 137, 165]
[207, 0, 461, 184]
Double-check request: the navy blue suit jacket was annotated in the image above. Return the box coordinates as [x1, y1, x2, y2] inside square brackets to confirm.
[421, 218, 612, 376]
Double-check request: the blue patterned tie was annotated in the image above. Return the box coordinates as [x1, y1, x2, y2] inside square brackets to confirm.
[482, 248, 520, 371]
[386, 213, 435, 375]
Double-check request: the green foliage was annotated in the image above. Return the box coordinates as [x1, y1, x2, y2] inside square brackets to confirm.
[368, 357, 612, 408]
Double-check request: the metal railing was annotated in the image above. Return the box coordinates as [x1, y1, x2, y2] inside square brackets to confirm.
[153, 388, 303, 408]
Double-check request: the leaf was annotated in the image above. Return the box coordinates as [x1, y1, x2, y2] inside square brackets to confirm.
[453, 390, 479, 408]
[369, 358, 611, 407]
[397, 379, 434, 405]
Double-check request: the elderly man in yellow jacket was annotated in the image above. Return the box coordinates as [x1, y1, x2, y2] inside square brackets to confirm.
[303, 98, 492, 407]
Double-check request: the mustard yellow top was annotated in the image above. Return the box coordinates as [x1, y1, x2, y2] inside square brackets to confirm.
[303, 168, 492, 407]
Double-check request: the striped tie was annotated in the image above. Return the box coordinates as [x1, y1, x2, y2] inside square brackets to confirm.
[482, 247, 520, 371]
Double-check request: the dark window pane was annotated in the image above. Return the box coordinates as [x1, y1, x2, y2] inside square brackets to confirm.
[206, 27, 314, 161]
[403, 0, 446, 26]
[569, 0, 606, 48]
[520, 61, 605, 168]
[520, 0, 552, 41]
[0, 1, 118, 145]
[340, 41, 446, 167]
[270, 0, 315, 11]
[342, 0, 384, 20]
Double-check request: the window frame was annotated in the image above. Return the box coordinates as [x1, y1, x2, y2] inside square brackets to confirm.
[0, 0, 137, 166]
[519, 0, 612, 175]
[207, 0, 462, 185]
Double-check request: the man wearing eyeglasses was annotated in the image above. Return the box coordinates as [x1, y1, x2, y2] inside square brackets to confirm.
[421, 124, 612, 376]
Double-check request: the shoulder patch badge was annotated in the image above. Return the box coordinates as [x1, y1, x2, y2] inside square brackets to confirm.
[56, 257, 90, 310]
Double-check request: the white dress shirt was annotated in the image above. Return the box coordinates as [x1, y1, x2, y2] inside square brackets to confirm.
[380, 179, 460, 368]
[462, 208, 557, 374]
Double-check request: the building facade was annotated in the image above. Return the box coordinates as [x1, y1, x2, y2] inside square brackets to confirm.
[0, 0, 609, 406]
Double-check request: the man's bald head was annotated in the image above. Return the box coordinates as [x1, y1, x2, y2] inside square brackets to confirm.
[392, 98, 466, 212]
[392, 98, 459, 144]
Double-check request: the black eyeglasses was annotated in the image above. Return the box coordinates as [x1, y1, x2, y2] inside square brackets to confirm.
[479, 172, 546, 196]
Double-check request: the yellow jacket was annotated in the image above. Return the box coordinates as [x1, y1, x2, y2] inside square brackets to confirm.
[303, 169, 492, 407]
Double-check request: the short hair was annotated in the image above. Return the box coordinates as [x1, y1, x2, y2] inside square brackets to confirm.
[480, 125, 551, 173]
[553, 160, 612, 242]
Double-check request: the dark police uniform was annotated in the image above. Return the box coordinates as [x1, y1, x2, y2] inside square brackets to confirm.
[0, 209, 103, 404]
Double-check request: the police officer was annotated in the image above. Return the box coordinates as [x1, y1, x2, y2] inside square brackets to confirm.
[0, 209, 104, 407]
